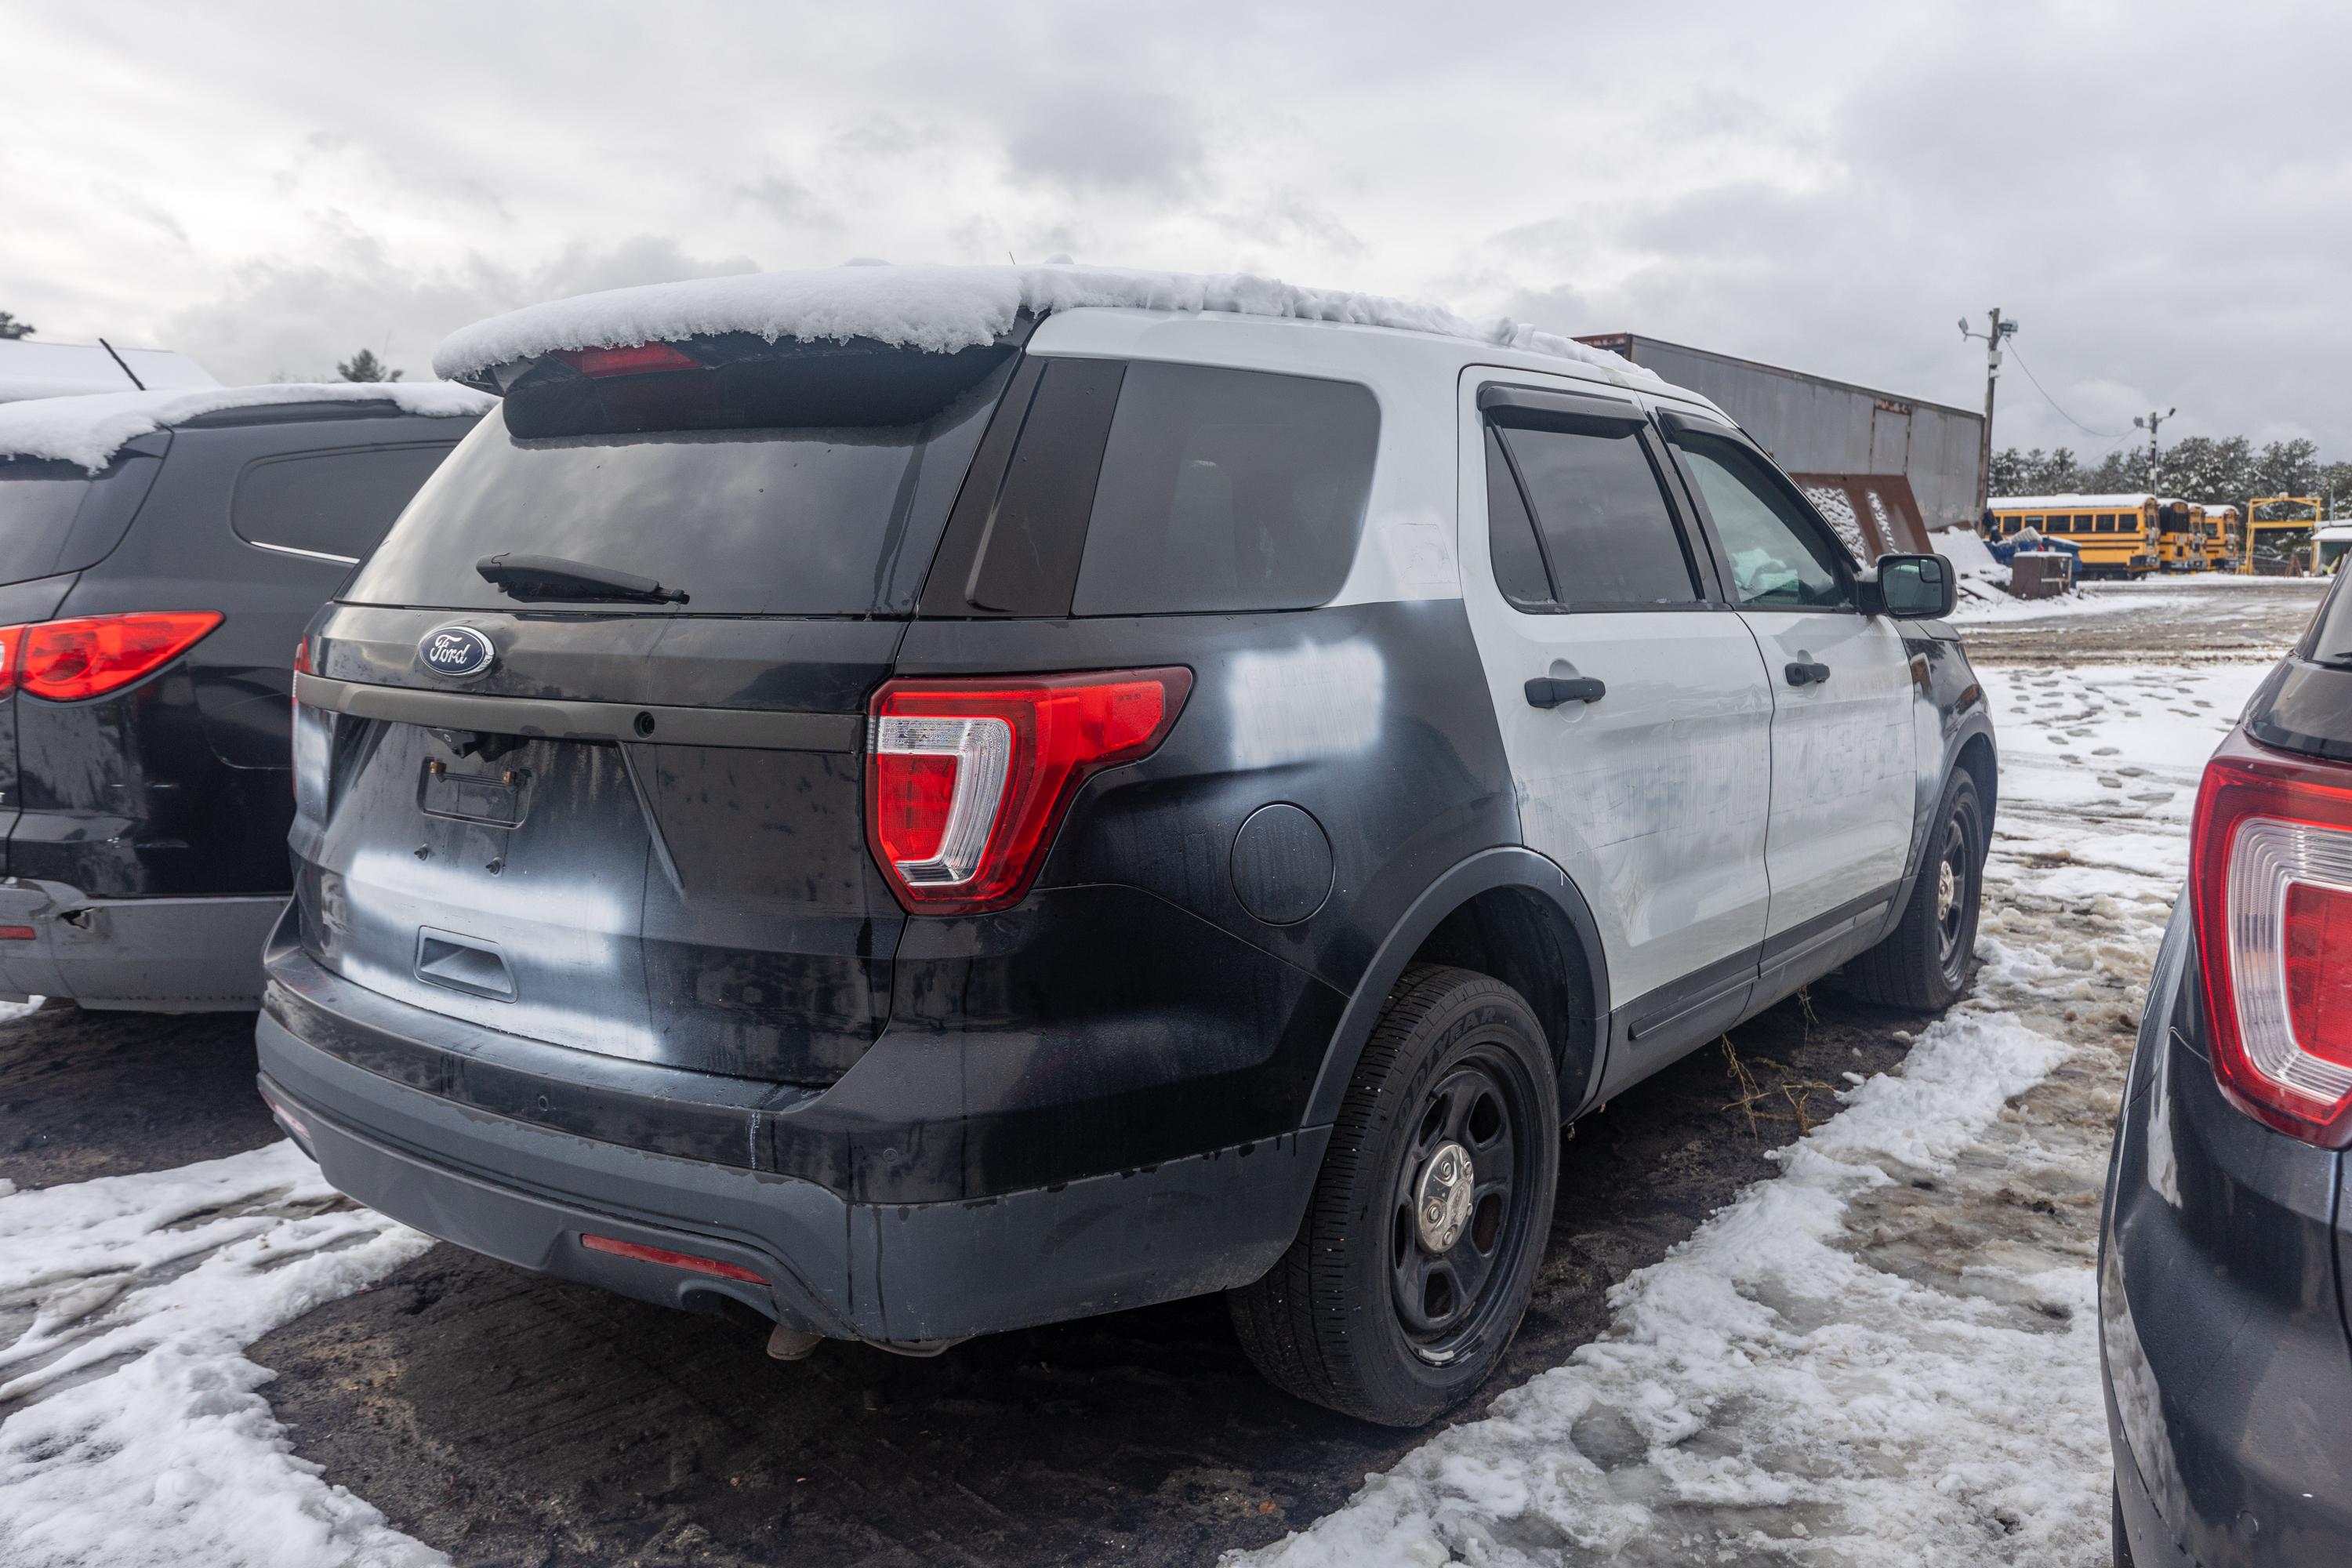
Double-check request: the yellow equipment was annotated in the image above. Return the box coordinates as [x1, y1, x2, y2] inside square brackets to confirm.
[2243, 496, 2324, 575]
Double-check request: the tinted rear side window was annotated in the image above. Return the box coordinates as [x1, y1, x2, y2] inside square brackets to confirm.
[0, 449, 160, 586]
[1069, 363, 1378, 615]
[1491, 422, 1698, 609]
[344, 346, 1015, 617]
[233, 443, 456, 561]
[0, 462, 92, 583]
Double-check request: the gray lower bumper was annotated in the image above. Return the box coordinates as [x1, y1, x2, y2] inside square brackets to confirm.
[0, 880, 281, 1011]
[257, 1009, 1327, 1344]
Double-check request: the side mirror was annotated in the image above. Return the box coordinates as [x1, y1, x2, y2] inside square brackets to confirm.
[1864, 554, 1956, 619]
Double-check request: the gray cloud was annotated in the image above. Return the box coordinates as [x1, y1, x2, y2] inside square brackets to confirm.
[11, 0, 2351, 457]
[1002, 85, 1203, 196]
[159, 234, 759, 384]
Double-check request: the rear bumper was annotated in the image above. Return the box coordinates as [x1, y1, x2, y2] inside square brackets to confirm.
[258, 938, 1330, 1343]
[0, 879, 278, 1010]
[2100, 902, 2352, 1567]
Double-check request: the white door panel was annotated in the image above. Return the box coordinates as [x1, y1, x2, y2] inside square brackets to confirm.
[1456, 371, 1776, 1007]
[1741, 609, 1915, 935]
[1494, 617, 1777, 1001]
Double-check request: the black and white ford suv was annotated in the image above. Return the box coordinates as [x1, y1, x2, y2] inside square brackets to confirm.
[256, 265, 1994, 1425]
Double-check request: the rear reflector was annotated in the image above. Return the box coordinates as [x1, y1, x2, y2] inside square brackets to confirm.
[579, 1232, 765, 1284]
[554, 342, 701, 378]
[2191, 728, 2352, 1145]
[0, 926, 34, 940]
[0, 612, 223, 702]
[866, 667, 1192, 915]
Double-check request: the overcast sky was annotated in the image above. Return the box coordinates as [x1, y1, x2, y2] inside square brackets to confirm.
[8, 0, 2349, 458]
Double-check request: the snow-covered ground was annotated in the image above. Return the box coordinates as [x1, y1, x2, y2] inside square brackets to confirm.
[0, 642, 2265, 1568]
[1233, 659, 2259, 1568]
[0, 1144, 439, 1566]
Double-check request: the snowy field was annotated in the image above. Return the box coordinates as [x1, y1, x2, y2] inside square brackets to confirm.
[0, 619, 2281, 1567]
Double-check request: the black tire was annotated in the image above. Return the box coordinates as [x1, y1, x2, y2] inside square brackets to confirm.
[1229, 964, 1560, 1426]
[1851, 771, 1984, 1012]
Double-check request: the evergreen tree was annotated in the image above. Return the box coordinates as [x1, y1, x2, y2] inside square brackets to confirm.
[2252, 437, 2321, 500]
[0, 311, 33, 340]
[2082, 449, 2143, 493]
[335, 348, 402, 383]
[1988, 446, 2083, 495]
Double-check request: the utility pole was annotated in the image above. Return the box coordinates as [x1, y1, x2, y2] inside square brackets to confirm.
[2133, 407, 2176, 494]
[1959, 309, 2019, 518]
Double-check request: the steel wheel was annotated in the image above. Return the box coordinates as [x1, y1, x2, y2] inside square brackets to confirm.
[1933, 811, 1971, 983]
[1388, 1047, 1540, 1364]
[1228, 964, 1561, 1425]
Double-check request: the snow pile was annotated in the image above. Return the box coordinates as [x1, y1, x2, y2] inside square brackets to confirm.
[1236, 659, 2264, 1568]
[1933, 523, 2001, 584]
[0, 1141, 442, 1567]
[0, 383, 493, 474]
[430, 262, 1663, 387]
[1236, 1007, 2083, 1568]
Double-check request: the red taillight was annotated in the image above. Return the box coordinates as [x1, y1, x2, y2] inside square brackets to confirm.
[0, 612, 222, 702]
[865, 667, 1192, 915]
[579, 1233, 764, 1284]
[554, 342, 701, 378]
[2191, 728, 2352, 1145]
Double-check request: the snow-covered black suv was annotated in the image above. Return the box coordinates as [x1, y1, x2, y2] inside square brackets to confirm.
[255, 266, 1994, 1424]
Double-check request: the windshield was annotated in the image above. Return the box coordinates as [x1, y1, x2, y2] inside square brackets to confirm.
[343, 345, 1016, 617]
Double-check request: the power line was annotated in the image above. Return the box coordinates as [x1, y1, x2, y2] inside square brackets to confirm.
[2005, 341, 2127, 440]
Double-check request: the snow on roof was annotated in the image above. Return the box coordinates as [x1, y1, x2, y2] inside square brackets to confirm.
[0, 340, 220, 405]
[2312, 523, 2352, 541]
[0, 382, 494, 473]
[430, 262, 1662, 387]
[1990, 493, 2161, 510]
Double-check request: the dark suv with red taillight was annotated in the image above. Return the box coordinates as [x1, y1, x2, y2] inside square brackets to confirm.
[258, 265, 1994, 1424]
[2104, 576, 2352, 1565]
[0, 387, 483, 1010]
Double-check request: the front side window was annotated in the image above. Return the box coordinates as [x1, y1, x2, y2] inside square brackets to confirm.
[1673, 432, 1850, 608]
[1486, 417, 1698, 610]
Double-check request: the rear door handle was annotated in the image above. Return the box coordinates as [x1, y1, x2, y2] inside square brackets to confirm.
[1525, 676, 1606, 709]
[1784, 661, 1831, 688]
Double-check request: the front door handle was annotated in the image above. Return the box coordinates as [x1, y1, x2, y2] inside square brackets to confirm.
[1526, 676, 1606, 709]
[1784, 660, 1832, 687]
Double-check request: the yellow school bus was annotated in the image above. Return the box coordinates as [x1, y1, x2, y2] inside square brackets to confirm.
[2153, 499, 2206, 572]
[1986, 494, 2160, 579]
[2198, 504, 2241, 570]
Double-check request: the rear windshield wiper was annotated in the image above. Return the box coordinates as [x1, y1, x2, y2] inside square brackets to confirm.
[475, 553, 689, 605]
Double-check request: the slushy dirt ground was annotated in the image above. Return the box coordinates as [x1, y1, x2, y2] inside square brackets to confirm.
[0, 575, 2328, 1567]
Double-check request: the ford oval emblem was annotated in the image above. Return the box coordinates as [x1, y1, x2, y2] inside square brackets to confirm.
[417, 625, 495, 679]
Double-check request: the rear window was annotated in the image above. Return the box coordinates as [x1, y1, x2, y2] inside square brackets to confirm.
[342, 341, 1017, 617]
[234, 443, 457, 561]
[1069, 363, 1377, 615]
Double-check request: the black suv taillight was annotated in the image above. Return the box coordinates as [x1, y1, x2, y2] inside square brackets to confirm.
[0, 612, 223, 702]
[864, 668, 1191, 916]
[2190, 727, 2352, 1145]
